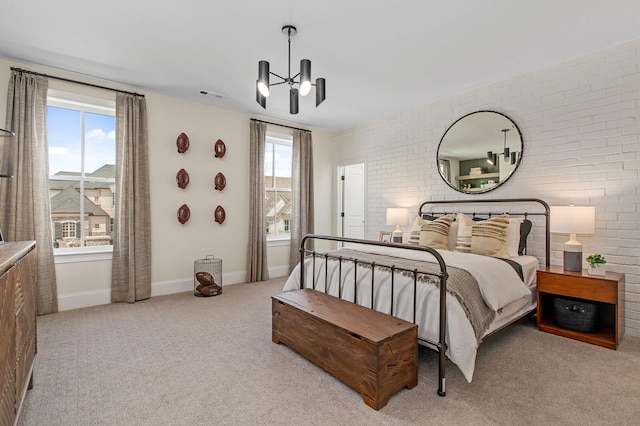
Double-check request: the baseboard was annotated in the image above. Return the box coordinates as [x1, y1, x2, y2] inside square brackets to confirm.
[269, 265, 291, 278]
[57, 270, 267, 311]
[58, 289, 111, 311]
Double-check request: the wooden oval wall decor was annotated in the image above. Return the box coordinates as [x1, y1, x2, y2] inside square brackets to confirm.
[214, 205, 226, 224]
[177, 204, 191, 224]
[177, 133, 190, 153]
[176, 168, 190, 189]
[214, 139, 226, 158]
[214, 172, 226, 191]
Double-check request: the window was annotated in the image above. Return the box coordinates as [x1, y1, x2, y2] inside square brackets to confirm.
[264, 134, 292, 241]
[48, 90, 116, 251]
[62, 221, 76, 238]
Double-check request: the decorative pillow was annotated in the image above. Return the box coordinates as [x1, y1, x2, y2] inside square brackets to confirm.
[470, 215, 510, 258]
[418, 215, 454, 250]
[506, 218, 524, 258]
[448, 221, 459, 251]
[407, 215, 428, 245]
[454, 213, 475, 253]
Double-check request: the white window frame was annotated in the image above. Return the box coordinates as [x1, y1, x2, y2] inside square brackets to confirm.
[48, 89, 116, 261]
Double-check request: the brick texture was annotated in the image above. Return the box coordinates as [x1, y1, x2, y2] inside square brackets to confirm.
[333, 40, 640, 337]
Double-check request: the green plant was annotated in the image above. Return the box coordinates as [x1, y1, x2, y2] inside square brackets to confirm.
[586, 253, 606, 267]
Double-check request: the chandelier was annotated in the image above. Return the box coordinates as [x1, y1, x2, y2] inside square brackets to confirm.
[256, 25, 326, 114]
[487, 129, 519, 165]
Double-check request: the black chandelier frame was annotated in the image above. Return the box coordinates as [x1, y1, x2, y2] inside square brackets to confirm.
[256, 25, 326, 114]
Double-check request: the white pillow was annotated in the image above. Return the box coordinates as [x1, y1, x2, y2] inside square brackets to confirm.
[454, 213, 475, 253]
[448, 221, 459, 251]
[506, 218, 524, 258]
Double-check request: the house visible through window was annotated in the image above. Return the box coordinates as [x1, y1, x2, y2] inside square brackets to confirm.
[48, 90, 116, 250]
[264, 133, 292, 241]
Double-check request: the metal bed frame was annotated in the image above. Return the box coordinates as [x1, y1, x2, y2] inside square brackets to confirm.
[298, 198, 550, 397]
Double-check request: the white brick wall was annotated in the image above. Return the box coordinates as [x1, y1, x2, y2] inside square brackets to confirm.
[333, 40, 640, 337]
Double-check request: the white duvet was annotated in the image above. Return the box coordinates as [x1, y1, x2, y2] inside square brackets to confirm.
[282, 245, 532, 382]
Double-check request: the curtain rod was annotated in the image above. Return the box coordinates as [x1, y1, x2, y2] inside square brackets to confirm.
[10, 67, 145, 97]
[250, 118, 310, 133]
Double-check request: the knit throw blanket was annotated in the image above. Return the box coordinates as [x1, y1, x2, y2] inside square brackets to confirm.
[322, 249, 495, 341]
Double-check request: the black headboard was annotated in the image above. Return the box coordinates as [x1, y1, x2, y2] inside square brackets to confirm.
[418, 198, 550, 266]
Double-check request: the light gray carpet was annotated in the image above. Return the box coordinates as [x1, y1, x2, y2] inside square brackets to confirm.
[18, 277, 640, 425]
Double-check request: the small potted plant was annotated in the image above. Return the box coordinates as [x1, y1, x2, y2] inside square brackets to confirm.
[586, 253, 606, 276]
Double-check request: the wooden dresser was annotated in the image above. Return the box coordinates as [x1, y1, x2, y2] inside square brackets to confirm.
[0, 241, 37, 425]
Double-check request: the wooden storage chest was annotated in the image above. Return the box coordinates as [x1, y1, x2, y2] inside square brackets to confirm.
[272, 289, 418, 410]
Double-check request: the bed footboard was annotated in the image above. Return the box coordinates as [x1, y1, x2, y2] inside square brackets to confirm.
[298, 234, 449, 397]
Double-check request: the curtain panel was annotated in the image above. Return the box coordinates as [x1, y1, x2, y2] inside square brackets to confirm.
[111, 93, 151, 302]
[246, 121, 269, 282]
[289, 130, 314, 273]
[1, 70, 58, 314]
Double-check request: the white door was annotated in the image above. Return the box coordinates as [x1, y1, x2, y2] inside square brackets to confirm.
[340, 163, 365, 239]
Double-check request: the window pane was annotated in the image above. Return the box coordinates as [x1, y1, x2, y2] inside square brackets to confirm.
[264, 142, 274, 188]
[273, 144, 292, 178]
[85, 112, 116, 177]
[48, 107, 81, 175]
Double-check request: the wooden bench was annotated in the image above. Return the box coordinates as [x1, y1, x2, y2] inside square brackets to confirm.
[272, 289, 418, 410]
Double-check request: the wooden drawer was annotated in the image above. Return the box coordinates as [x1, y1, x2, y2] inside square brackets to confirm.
[272, 289, 417, 410]
[537, 271, 617, 304]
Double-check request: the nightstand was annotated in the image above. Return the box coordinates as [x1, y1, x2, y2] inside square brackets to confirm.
[536, 266, 625, 349]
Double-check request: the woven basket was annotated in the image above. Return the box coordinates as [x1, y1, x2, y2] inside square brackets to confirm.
[553, 296, 599, 333]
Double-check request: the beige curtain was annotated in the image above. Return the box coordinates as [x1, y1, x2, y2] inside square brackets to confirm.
[111, 93, 151, 302]
[0, 70, 58, 314]
[289, 130, 314, 273]
[246, 121, 269, 282]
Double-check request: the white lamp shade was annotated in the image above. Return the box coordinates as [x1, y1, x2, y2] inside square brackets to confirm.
[386, 207, 410, 226]
[550, 206, 595, 235]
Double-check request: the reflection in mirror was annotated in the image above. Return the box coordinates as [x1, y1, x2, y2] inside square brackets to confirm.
[437, 111, 523, 194]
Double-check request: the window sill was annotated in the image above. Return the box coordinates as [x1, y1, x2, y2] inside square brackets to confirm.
[54, 246, 113, 264]
[267, 238, 291, 247]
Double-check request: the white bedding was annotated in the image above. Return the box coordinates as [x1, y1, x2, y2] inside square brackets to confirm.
[283, 245, 539, 382]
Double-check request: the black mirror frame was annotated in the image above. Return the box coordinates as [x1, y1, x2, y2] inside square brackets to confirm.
[436, 110, 523, 195]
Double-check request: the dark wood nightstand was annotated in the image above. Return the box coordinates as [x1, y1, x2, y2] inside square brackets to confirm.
[536, 266, 625, 349]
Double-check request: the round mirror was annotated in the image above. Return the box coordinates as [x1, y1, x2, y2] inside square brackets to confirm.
[437, 111, 523, 194]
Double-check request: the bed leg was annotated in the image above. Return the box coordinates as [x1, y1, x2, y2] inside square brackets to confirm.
[438, 343, 446, 397]
[438, 379, 446, 397]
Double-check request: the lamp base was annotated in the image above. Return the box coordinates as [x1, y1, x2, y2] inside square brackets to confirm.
[563, 236, 583, 272]
[392, 226, 403, 243]
[563, 250, 582, 272]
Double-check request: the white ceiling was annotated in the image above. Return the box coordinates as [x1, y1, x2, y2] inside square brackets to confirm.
[2, 1, 640, 132]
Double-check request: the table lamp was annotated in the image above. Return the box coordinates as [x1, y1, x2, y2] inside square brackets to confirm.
[386, 207, 409, 243]
[550, 205, 595, 271]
